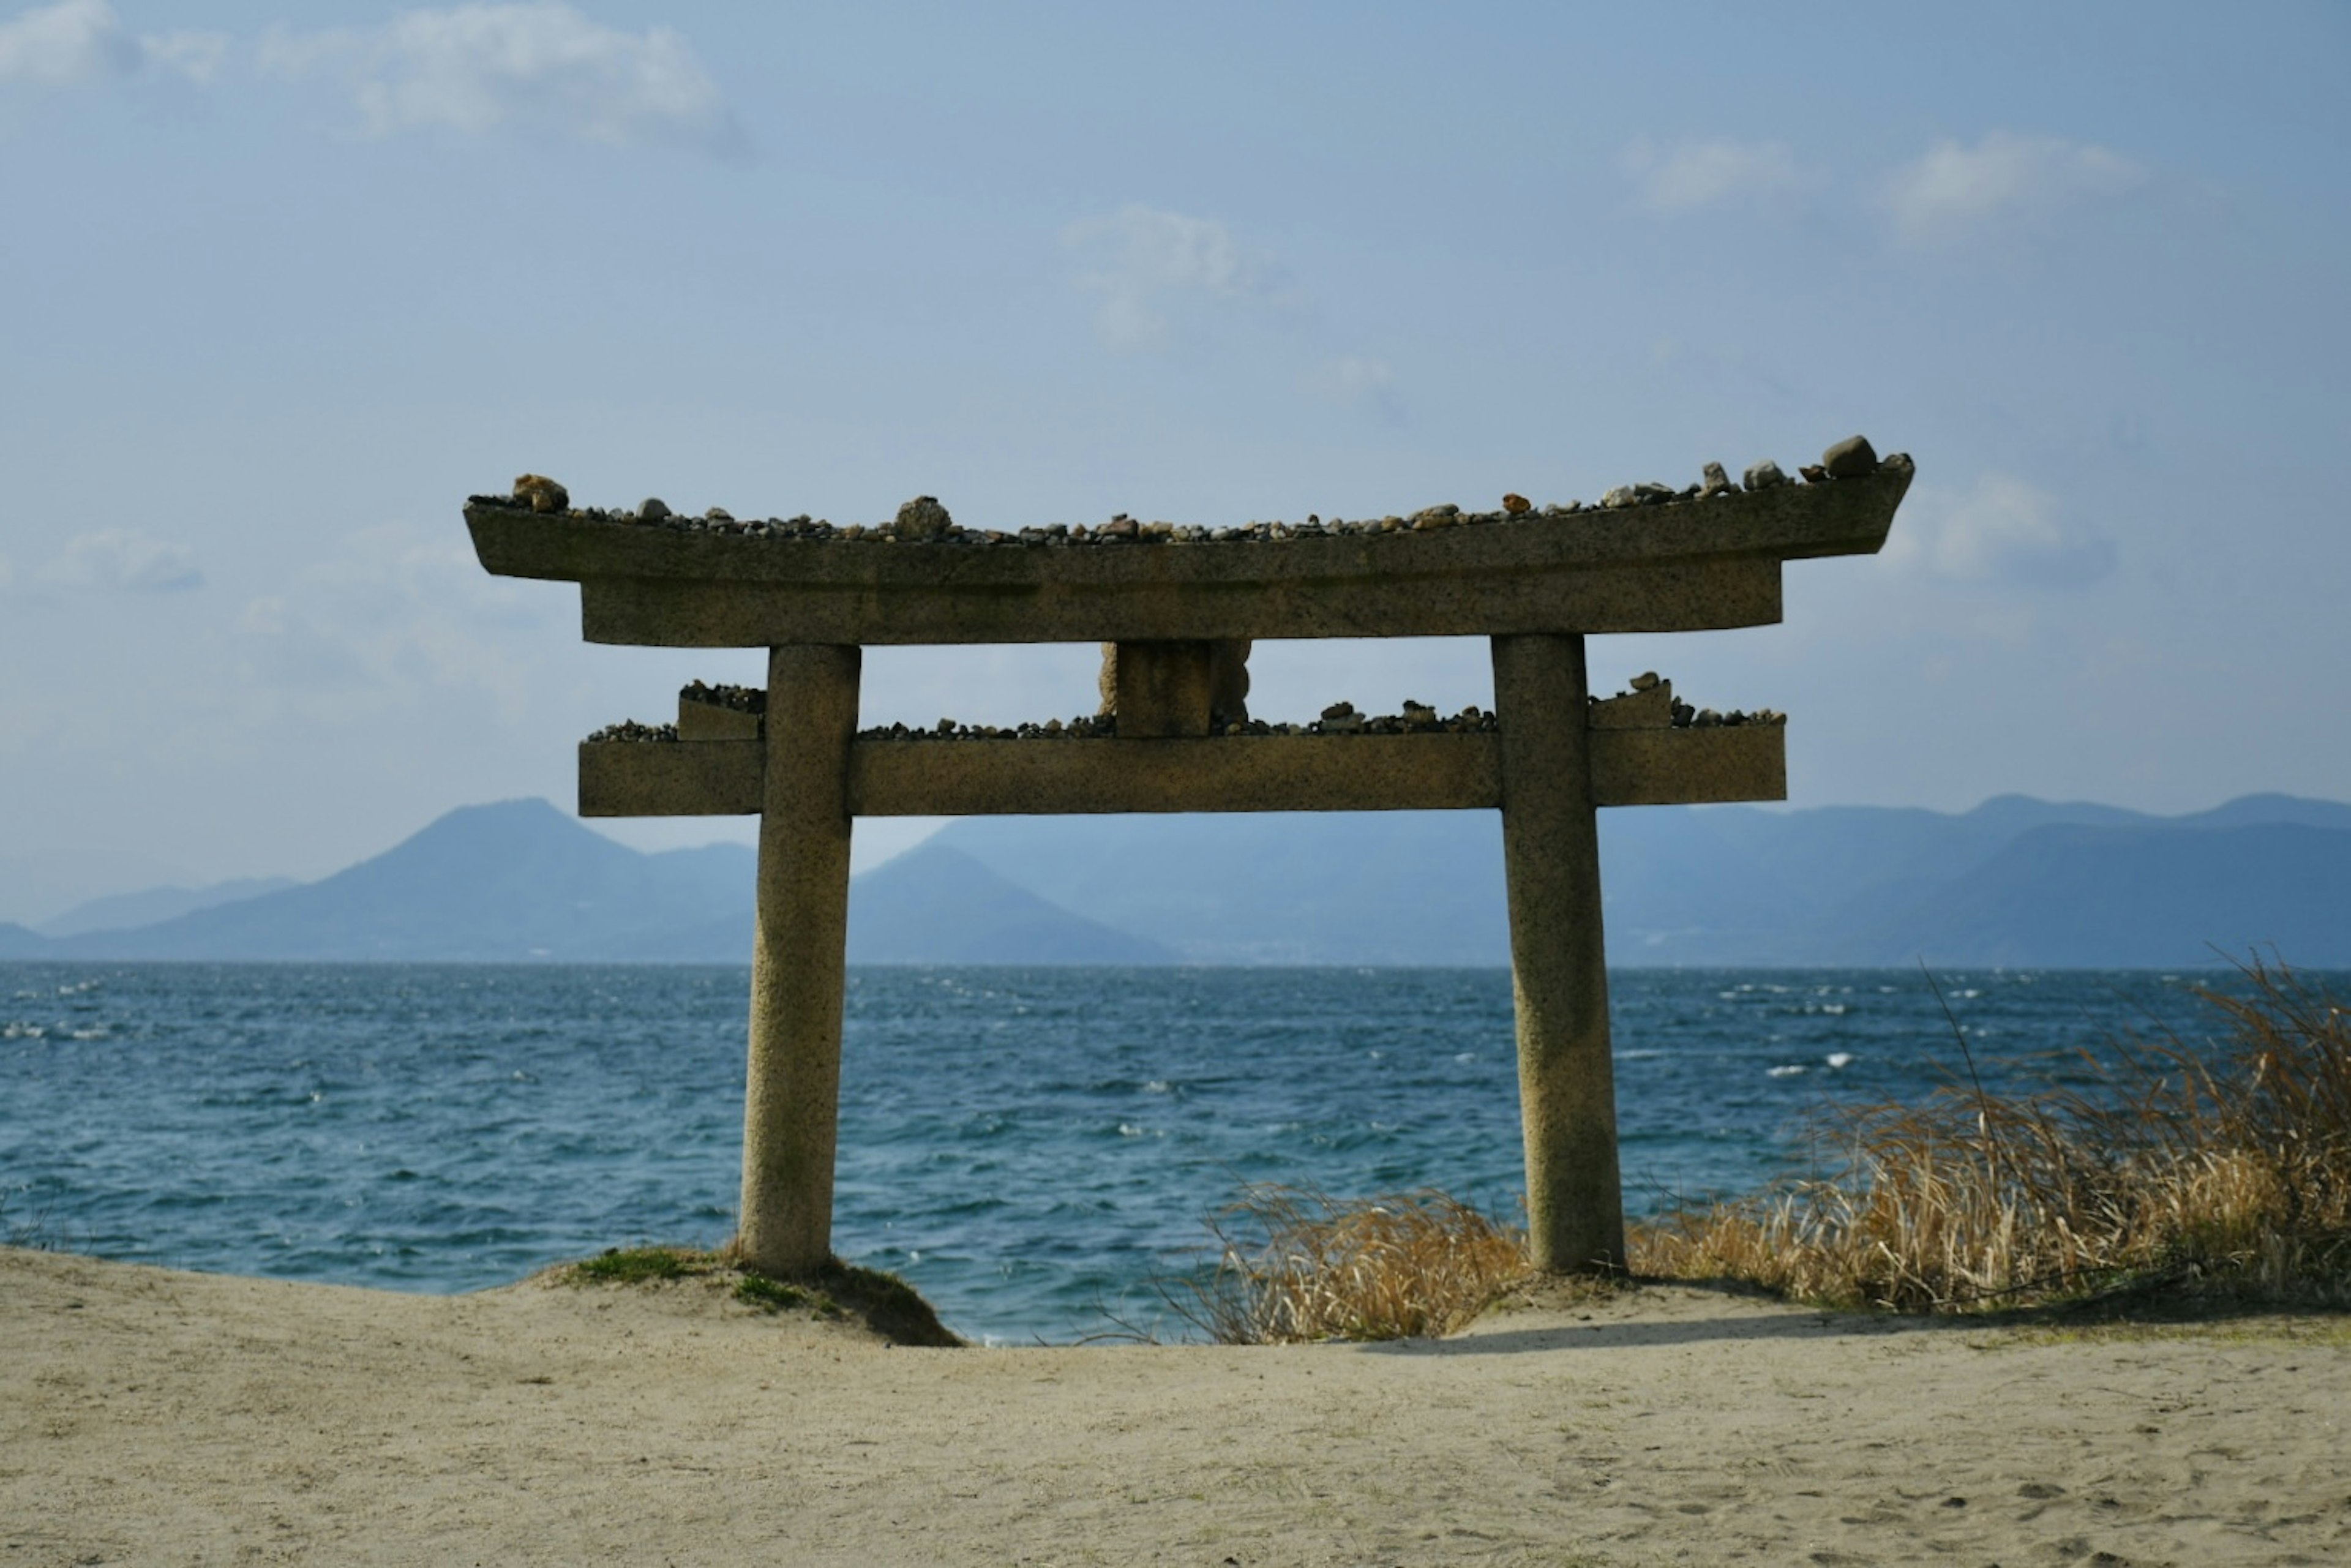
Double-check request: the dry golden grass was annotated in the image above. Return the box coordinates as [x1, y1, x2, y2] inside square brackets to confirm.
[1163, 1185, 1531, 1343]
[1174, 959, 2350, 1341]
[1633, 958, 2351, 1313]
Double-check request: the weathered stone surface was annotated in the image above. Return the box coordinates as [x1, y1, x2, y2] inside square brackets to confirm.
[1109, 640, 1217, 738]
[1629, 671, 1660, 692]
[1701, 462, 1734, 497]
[1821, 435, 1878, 478]
[639, 497, 672, 522]
[1208, 638, 1251, 722]
[513, 473, 569, 514]
[471, 460, 1911, 648]
[577, 722, 1785, 818]
[1799, 465, 1829, 484]
[894, 496, 953, 541]
[677, 681, 763, 741]
[1588, 679, 1674, 729]
[740, 644, 860, 1276]
[1502, 493, 1532, 516]
[1742, 460, 1788, 491]
[1491, 634, 1624, 1273]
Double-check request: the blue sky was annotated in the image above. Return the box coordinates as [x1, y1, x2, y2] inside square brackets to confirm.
[2, 1, 2346, 921]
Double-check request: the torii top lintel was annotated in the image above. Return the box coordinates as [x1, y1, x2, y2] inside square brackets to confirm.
[463, 455, 1912, 650]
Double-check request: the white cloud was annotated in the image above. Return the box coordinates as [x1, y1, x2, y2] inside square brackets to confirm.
[1885, 131, 2147, 244]
[0, 0, 135, 83]
[1621, 137, 1810, 212]
[257, 2, 737, 150]
[1886, 473, 2115, 590]
[0, 0, 224, 86]
[1305, 354, 1401, 420]
[1062, 204, 1274, 353]
[140, 28, 226, 84]
[42, 529, 204, 592]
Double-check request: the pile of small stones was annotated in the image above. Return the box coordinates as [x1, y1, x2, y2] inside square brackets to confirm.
[1667, 705, 1785, 729]
[858, 715, 1116, 741]
[584, 719, 678, 743]
[681, 680, 765, 713]
[593, 700, 1777, 743]
[1290, 700, 1498, 736]
[478, 437, 1897, 547]
[852, 702, 1499, 742]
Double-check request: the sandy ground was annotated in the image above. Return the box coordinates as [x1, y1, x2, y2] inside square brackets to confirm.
[3, 1247, 2346, 1567]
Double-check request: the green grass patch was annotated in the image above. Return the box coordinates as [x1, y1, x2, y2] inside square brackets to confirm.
[552, 1243, 961, 1346]
[733, 1274, 840, 1317]
[564, 1245, 716, 1285]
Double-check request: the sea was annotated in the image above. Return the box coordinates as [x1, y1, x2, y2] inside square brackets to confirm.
[0, 962, 2317, 1344]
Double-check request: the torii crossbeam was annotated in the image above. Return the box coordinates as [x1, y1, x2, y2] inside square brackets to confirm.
[466, 441, 1911, 1278]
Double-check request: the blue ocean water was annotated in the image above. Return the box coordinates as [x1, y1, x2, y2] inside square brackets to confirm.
[0, 962, 2309, 1343]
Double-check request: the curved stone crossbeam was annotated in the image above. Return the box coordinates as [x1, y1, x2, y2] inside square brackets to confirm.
[465, 459, 1911, 647]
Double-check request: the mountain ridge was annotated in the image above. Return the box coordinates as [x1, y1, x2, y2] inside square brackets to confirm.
[1, 793, 2344, 967]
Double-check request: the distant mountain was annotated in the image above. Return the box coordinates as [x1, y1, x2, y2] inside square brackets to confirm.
[932, 813, 1509, 964]
[1845, 822, 2351, 967]
[0, 923, 49, 960]
[7, 800, 1170, 966]
[4, 792, 2344, 969]
[846, 844, 1174, 964]
[35, 801, 753, 962]
[37, 877, 302, 937]
[936, 795, 2351, 968]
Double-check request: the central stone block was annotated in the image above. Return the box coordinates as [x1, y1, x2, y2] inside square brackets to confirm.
[1100, 639, 1251, 737]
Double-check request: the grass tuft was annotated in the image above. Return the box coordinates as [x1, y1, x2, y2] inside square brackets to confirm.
[1161, 1184, 1530, 1343]
[1631, 956, 2351, 1315]
[566, 1245, 713, 1285]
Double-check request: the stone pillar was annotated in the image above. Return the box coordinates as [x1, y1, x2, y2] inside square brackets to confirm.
[1490, 633, 1627, 1273]
[737, 643, 861, 1275]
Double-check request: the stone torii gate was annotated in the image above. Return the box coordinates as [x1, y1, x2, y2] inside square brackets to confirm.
[466, 438, 1910, 1278]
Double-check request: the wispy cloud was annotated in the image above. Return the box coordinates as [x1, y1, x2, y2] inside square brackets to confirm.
[1621, 137, 1810, 212]
[1305, 354, 1402, 421]
[233, 525, 542, 714]
[258, 2, 737, 151]
[1062, 204, 1278, 353]
[41, 529, 204, 592]
[1887, 473, 2115, 590]
[0, 0, 223, 86]
[1885, 131, 2146, 245]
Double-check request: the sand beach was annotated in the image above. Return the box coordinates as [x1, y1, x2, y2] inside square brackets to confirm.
[4, 1245, 2345, 1566]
